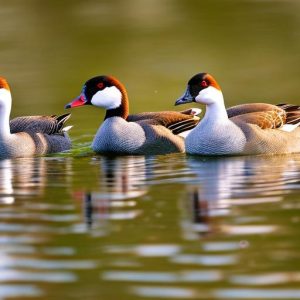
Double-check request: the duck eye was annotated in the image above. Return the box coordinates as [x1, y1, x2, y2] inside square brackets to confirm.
[97, 82, 104, 89]
[200, 80, 208, 88]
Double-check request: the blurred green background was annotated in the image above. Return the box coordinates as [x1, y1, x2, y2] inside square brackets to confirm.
[1, 0, 300, 137]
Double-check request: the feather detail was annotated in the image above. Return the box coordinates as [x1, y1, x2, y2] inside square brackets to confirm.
[127, 110, 199, 135]
[10, 113, 71, 135]
[230, 110, 285, 129]
[276, 103, 300, 125]
[226, 103, 300, 130]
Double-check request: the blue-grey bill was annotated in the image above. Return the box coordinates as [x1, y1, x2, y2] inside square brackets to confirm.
[175, 87, 194, 106]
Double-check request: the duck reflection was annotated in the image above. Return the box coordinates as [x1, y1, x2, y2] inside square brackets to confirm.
[181, 155, 300, 238]
[100, 156, 147, 198]
[0, 157, 74, 205]
[0, 160, 14, 204]
[75, 156, 148, 228]
[0, 158, 48, 204]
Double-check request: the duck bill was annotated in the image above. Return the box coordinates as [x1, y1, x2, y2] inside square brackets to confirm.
[175, 87, 194, 106]
[65, 94, 87, 109]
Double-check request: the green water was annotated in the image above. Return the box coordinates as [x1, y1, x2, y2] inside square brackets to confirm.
[0, 1, 300, 299]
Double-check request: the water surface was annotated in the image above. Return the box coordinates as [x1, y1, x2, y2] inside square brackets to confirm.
[1, 154, 300, 299]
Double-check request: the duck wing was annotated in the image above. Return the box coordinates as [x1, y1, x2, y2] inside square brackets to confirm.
[10, 113, 71, 135]
[228, 103, 300, 129]
[127, 110, 200, 135]
[226, 103, 283, 118]
[230, 110, 286, 129]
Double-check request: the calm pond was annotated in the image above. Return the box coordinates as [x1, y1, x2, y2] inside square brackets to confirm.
[1, 1, 300, 299]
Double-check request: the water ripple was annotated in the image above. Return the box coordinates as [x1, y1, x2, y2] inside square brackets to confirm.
[170, 254, 238, 266]
[0, 270, 77, 282]
[131, 285, 198, 299]
[0, 257, 98, 270]
[214, 288, 300, 299]
[0, 284, 42, 298]
[221, 225, 278, 235]
[102, 270, 223, 282]
[230, 272, 300, 285]
[104, 244, 181, 257]
[202, 241, 248, 252]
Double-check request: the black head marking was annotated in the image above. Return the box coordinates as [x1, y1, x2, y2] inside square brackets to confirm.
[187, 73, 221, 97]
[83, 76, 113, 103]
[187, 73, 209, 98]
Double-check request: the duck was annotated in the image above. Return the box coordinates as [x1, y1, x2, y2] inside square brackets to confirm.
[175, 72, 300, 155]
[0, 76, 72, 159]
[65, 75, 200, 155]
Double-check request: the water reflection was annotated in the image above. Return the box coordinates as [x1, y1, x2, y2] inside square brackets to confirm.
[0, 157, 81, 298]
[0, 160, 14, 204]
[230, 272, 300, 285]
[83, 154, 300, 300]
[103, 270, 222, 283]
[132, 285, 198, 299]
[103, 244, 181, 257]
[0, 157, 74, 205]
[0, 284, 42, 299]
[0, 153, 300, 300]
[98, 156, 147, 198]
[180, 155, 300, 238]
[0, 158, 46, 204]
[72, 156, 148, 229]
[214, 288, 300, 299]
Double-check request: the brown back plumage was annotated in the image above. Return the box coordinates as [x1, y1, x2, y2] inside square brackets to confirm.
[227, 103, 300, 130]
[127, 110, 199, 135]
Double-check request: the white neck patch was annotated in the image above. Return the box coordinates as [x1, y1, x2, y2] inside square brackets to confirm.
[0, 89, 12, 110]
[0, 88, 12, 137]
[195, 86, 223, 105]
[91, 86, 122, 109]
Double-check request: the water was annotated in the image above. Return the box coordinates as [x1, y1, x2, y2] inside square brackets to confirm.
[1, 0, 300, 299]
[1, 154, 300, 299]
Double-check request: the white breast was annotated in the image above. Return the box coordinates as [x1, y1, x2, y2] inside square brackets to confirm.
[185, 120, 247, 155]
[92, 117, 146, 154]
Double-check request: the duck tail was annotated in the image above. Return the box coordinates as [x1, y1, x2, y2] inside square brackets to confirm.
[277, 103, 300, 125]
[55, 113, 72, 132]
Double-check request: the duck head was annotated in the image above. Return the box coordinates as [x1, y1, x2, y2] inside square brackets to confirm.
[65, 76, 129, 119]
[175, 73, 223, 106]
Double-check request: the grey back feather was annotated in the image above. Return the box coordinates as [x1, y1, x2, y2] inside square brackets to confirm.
[0, 113, 73, 158]
[10, 113, 71, 135]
